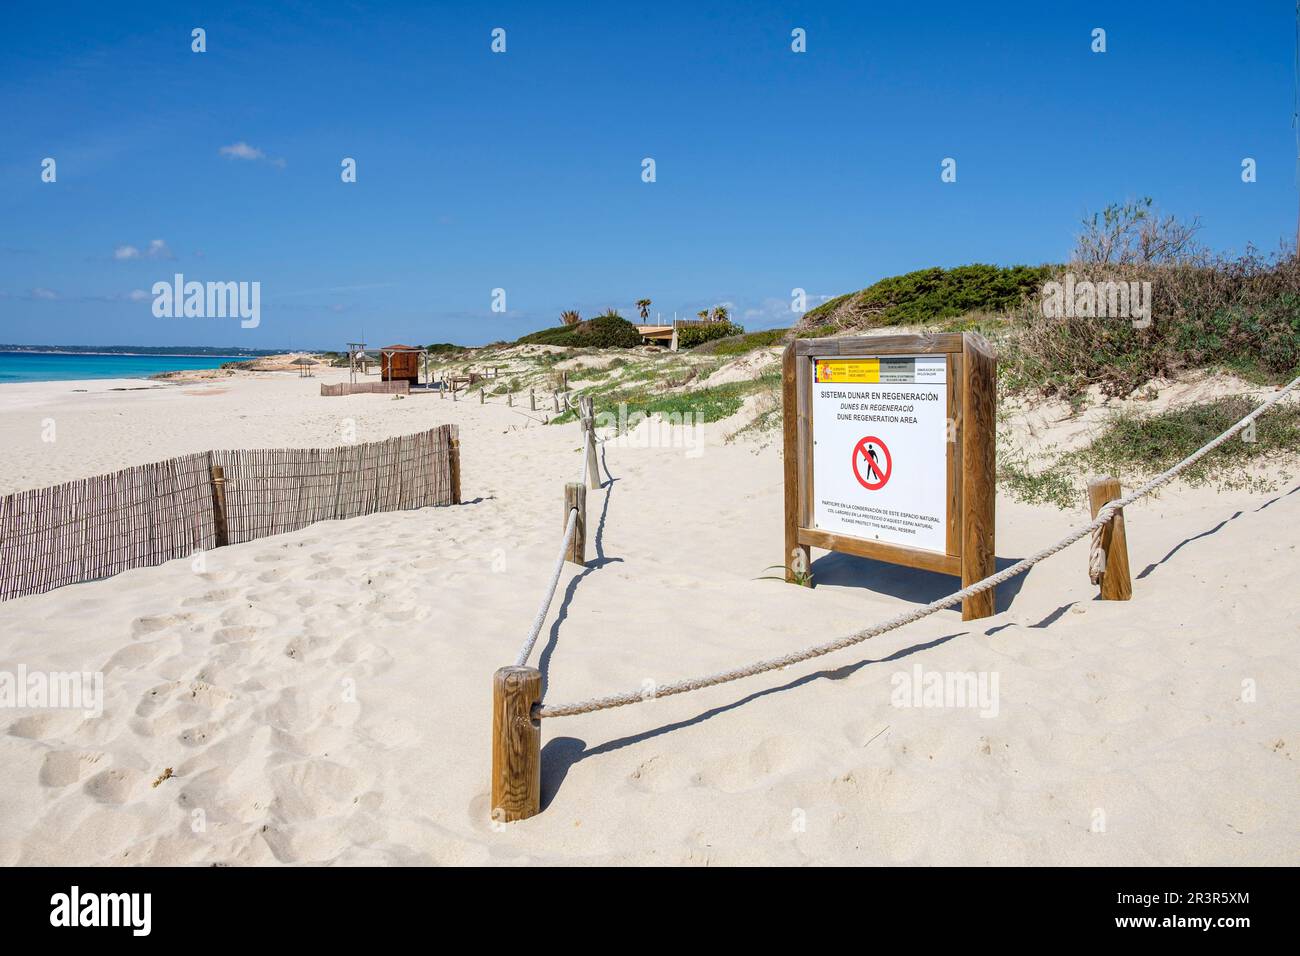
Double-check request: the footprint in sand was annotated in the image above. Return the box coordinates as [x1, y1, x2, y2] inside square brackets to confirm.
[211, 625, 263, 645]
[181, 588, 240, 607]
[130, 613, 195, 638]
[7, 710, 85, 740]
[82, 766, 148, 804]
[102, 639, 170, 672]
[39, 750, 106, 787]
[219, 605, 277, 629]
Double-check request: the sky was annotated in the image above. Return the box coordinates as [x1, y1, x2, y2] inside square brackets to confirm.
[0, 0, 1296, 349]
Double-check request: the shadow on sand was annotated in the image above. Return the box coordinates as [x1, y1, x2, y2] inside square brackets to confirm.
[539, 630, 964, 810]
[808, 551, 1029, 614]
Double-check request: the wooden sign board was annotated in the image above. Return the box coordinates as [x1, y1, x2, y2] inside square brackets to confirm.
[782, 332, 997, 620]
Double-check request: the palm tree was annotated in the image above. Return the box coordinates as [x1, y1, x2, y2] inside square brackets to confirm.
[559, 309, 581, 326]
[696, 309, 709, 322]
[710, 305, 730, 323]
[636, 298, 652, 320]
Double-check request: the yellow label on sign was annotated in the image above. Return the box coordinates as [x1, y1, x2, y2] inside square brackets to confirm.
[814, 358, 879, 384]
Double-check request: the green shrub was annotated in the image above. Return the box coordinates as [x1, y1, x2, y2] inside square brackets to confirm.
[678, 321, 744, 349]
[801, 264, 1052, 329]
[696, 328, 788, 356]
[1001, 252, 1300, 398]
[517, 315, 641, 349]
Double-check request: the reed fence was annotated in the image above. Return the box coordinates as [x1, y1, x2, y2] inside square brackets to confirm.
[0, 425, 460, 602]
[321, 381, 410, 397]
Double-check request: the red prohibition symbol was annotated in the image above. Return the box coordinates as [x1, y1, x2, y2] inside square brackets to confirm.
[852, 436, 892, 490]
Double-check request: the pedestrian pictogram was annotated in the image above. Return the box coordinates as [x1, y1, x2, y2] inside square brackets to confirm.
[852, 436, 891, 490]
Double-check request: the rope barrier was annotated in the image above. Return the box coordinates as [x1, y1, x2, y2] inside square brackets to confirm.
[536, 374, 1300, 718]
[514, 506, 579, 668]
[511, 405, 596, 669]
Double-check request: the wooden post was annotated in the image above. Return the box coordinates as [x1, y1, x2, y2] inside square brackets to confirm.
[530, 388, 536, 412]
[960, 334, 997, 620]
[452, 385, 458, 402]
[1088, 477, 1132, 600]
[579, 396, 599, 489]
[553, 392, 560, 413]
[448, 426, 462, 505]
[480, 388, 485, 405]
[564, 482, 586, 565]
[781, 345, 810, 583]
[209, 463, 229, 548]
[491, 666, 541, 822]
[439, 377, 444, 399]
[508, 392, 513, 407]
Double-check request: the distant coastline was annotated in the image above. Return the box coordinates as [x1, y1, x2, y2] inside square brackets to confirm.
[0, 350, 276, 384]
[0, 344, 287, 357]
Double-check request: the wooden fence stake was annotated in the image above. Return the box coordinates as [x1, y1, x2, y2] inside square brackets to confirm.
[448, 426, 462, 505]
[452, 386, 458, 402]
[491, 666, 541, 822]
[564, 482, 586, 565]
[209, 464, 229, 547]
[1088, 477, 1132, 600]
[480, 388, 485, 404]
[579, 396, 599, 489]
[508, 392, 513, 407]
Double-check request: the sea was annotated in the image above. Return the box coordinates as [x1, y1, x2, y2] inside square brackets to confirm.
[0, 351, 249, 384]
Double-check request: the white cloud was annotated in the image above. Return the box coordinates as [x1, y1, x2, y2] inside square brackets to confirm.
[127, 289, 150, 301]
[220, 142, 285, 168]
[29, 287, 58, 300]
[220, 141, 265, 160]
[114, 239, 172, 261]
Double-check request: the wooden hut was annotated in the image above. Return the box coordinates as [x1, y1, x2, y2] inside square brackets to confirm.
[381, 345, 421, 385]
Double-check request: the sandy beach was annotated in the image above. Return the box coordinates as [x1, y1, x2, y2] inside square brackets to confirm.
[0, 364, 1296, 866]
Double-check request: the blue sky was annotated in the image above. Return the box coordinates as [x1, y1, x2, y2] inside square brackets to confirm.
[0, 0, 1295, 349]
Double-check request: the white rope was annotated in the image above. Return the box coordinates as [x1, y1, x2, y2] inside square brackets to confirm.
[514, 506, 579, 668]
[1088, 525, 1107, 585]
[537, 375, 1300, 718]
[512, 408, 595, 668]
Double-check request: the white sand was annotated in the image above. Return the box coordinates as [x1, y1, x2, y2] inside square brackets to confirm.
[0, 368, 1296, 865]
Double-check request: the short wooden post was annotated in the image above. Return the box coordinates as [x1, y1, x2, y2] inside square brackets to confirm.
[508, 392, 513, 407]
[209, 464, 229, 547]
[530, 388, 536, 412]
[960, 335, 997, 620]
[579, 396, 599, 489]
[448, 426, 462, 505]
[491, 666, 541, 822]
[781, 346, 810, 583]
[439, 378, 445, 399]
[564, 482, 586, 565]
[1088, 477, 1132, 600]
[479, 388, 485, 405]
[553, 392, 560, 413]
[452, 385, 458, 402]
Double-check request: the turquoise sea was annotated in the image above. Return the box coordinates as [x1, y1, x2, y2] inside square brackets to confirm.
[0, 352, 248, 383]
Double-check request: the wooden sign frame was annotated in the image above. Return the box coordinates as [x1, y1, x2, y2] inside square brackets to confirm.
[782, 331, 997, 620]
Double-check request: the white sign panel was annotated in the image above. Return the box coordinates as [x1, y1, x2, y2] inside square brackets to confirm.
[811, 354, 949, 554]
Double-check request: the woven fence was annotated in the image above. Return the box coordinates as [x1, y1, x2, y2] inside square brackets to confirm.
[320, 381, 410, 397]
[0, 425, 459, 602]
